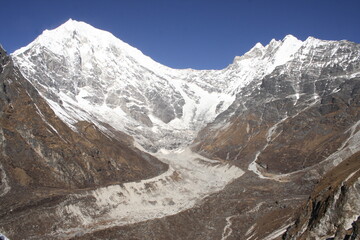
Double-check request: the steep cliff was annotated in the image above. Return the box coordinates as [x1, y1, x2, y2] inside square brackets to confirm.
[283, 151, 360, 240]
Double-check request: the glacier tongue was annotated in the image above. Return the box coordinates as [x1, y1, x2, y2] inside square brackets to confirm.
[12, 19, 306, 151]
[48, 147, 244, 239]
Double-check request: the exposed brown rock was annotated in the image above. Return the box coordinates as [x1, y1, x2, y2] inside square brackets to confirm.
[0, 46, 167, 239]
[194, 73, 360, 175]
[283, 151, 360, 239]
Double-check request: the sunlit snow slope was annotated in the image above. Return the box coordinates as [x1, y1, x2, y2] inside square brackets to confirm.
[13, 19, 305, 151]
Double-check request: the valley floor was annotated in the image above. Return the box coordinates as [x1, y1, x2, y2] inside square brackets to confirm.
[0, 148, 245, 239]
[71, 167, 310, 240]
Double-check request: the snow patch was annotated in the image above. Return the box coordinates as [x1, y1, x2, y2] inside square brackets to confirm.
[0, 129, 10, 197]
[264, 222, 292, 240]
[221, 215, 236, 240]
[0, 233, 10, 240]
[0, 163, 10, 197]
[248, 117, 288, 181]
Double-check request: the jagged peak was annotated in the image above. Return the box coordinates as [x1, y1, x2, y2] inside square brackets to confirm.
[303, 36, 355, 48]
[245, 42, 265, 56]
[266, 35, 302, 48]
[231, 34, 304, 72]
[282, 34, 300, 42]
[279, 34, 303, 49]
[232, 42, 265, 63]
[268, 38, 281, 46]
[253, 42, 265, 49]
[232, 35, 302, 64]
[63, 18, 77, 25]
[305, 36, 319, 42]
[0, 44, 7, 59]
[302, 36, 338, 49]
[0, 43, 6, 53]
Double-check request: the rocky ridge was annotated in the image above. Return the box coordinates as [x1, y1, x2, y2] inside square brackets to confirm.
[193, 37, 360, 174]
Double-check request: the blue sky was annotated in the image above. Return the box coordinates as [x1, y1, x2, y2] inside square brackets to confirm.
[1, 0, 360, 69]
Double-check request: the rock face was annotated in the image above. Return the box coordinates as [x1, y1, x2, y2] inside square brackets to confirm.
[283, 151, 360, 240]
[1, 19, 360, 240]
[193, 37, 360, 174]
[0, 45, 167, 189]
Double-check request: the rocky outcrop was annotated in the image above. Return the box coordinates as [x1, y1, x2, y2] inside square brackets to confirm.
[283, 151, 360, 240]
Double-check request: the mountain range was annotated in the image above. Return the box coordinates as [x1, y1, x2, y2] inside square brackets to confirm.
[0, 19, 359, 240]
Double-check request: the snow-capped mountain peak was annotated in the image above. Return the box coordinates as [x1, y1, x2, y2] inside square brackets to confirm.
[269, 34, 302, 68]
[12, 20, 339, 151]
[12, 20, 239, 150]
[14, 19, 167, 73]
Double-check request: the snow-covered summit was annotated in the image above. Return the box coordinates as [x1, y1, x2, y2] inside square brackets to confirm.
[14, 19, 168, 73]
[11, 20, 334, 151]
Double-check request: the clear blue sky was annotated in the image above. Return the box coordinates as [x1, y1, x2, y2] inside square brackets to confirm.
[1, 0, 360, 69]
